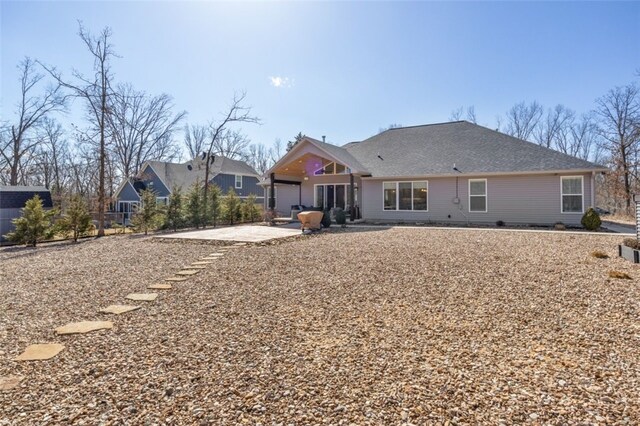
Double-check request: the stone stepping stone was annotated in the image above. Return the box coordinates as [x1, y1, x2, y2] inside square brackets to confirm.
[208, 253, 224, 257]
[191, 261, 213, 266]
[0, 376, 23, 391]
[184, 265, 207, 270]
[166, 276, 188, 282]
[99, 305, 141, 315]
[125, 293, 158, 301]
[200, 257, 221, 261]
[148, 283, 172, 290]
[55, 321, 113, 335]
[233, 242, 247, 246]
[176, 269, 200, 276]
[15, 344, 64, 361]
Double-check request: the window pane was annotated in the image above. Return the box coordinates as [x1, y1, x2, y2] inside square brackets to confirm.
[398, 182, 412, 210]
[562, 195, 582, 213]
[413, 182, 427, 210]
[315, 186, 324, 208]
[562, 177, 581, 195]
[384, 182, 396, 210]
[335, 163, 346, 174]
[325, 163, 335, 174]
[470, 180, 486, 196]
[470, 196, 486, 212]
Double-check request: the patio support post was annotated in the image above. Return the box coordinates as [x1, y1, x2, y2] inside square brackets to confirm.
[349, 173, 355, 222]
[269, 173, 276, 211]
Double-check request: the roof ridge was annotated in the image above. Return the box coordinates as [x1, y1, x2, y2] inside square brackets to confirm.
[381, 121, 468, 133]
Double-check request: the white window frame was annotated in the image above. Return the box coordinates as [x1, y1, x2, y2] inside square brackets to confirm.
[235, 175, 243, 189]
[560, 175, 584, 214]
[381, 181, 429, 212]
[156, 196, 168, 206]
[314, 183, 353, 210]
[313, 162, 351, 176]
[468, 178, 488, 213]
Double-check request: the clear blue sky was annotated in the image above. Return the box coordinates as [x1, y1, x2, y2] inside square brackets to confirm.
[2, 1, 639, 151]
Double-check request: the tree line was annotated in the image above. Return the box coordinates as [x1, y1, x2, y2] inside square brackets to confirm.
[0, 23, 280, 236]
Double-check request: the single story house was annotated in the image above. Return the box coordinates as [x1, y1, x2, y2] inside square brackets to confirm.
[115, 156, 263, 222]
[1, 186, 53, 244]
[262, 121, 608, 226]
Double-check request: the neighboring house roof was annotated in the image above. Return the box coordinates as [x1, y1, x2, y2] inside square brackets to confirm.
[134, 156, 260, 193]
[344, 121, 606, 177]
[0, 186, 53, 209]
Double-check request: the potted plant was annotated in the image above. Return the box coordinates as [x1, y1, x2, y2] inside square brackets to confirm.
[619, 238, 640, 263]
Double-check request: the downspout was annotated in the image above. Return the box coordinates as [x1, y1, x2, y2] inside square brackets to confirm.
[591, 171, 595, 209]
[269, 173, 276, 211]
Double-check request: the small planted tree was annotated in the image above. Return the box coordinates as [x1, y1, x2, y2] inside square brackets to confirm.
[581, 207, 602, 231]
[186, 180, 204, 229]
[334, 208, 347, 228]
[165, 186, 184, 231]
[131, 189, 162, 235]
[241, 194, 261, 223]
[56, 195, 94, 242]
[4, 195, 57, 247]
[222, 187, 242, 225]
[208, 183, 222, 227]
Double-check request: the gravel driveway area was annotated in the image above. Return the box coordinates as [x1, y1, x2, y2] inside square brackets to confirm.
[0, 228, 638, 424]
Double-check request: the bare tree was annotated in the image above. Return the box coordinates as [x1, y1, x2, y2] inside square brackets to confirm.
[36, 117, 70, 197]
[203, 92, 260, 218]
[466, 106, 477, 124]
[107, 83, 185, 178]
[449, 107, 463, 121]
[271, 138, 283, 164]
[449, 106, 476, 123]
[377, 123, 403, 134]
[40, 23, 117, 237]
[594, 83, 640, 212]
[534, 104, 575, 149]
[246, 143, 273, 175]
[184, 123, 208, 159]
[504, 101, 544, 141]
[0, 57, 67, 185]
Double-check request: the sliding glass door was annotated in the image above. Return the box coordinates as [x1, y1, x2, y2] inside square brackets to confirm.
[315, 184, 351, 210]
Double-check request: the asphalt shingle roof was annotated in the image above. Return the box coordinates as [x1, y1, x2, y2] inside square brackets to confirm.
[343, 121, 606, 177]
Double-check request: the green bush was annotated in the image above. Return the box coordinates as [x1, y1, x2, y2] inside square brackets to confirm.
[241, 194, 261, 223]
[222, 187, 242, 225]
[131, 189, 164, 235]
[581, 207, 602, 231]
[321, 210, 331, 228]
[4, 195, 57, 247]
[165, 186, 184, 231]
[334, 208, 346, 227]
[56, 195, 94, 242]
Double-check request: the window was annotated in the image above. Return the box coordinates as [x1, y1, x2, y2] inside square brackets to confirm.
[235, 175, 242, 189]
[314, 184, 352, 210]
[383, 181, 428, 211]
[383, 182, 397, 210]
[561, 176, 583, 213]
[469, 179, 487, 212]
[156, 197, 168, 206]
[313, 162, 351, 175]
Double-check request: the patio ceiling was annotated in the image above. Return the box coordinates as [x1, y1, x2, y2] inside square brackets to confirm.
[272, 152, 334, 177]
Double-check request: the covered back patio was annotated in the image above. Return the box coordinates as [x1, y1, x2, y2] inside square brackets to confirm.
[262, 137, 369, 221]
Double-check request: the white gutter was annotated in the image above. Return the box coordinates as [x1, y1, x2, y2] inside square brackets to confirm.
[360, 168, 608, 180]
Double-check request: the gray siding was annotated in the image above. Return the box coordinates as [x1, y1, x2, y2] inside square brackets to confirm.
[360, 173, 594, 226]
[117, 181, 141, 202]
[213, 173, 263, 199]
[140, 164, 171, 196]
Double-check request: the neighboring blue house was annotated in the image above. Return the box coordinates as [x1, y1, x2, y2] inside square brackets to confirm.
[114, 156, 263, 222]
[1, 186, 53, 244]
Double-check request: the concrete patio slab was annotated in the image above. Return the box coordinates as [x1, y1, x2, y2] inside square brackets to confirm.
[125, 293, 158, 301]
[156, 224, 300, 242]
[99, 305, 141, 315]
[15, 344, 64, 361]
[55, 321, 113, 335]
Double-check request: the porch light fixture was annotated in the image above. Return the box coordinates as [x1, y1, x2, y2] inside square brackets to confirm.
[304, 176, 309, 181]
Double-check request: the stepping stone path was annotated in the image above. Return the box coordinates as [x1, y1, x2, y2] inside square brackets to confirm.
[191, 261, 213, 265]
[148, 283, 172, 290]
[15, 344, 65, 361]
[99, 305, 141, 315]
[176, 269, 200, 276]
[125, 293, 158, 301]
[56, 321, 113, 335]
[208, 253, 224, 257]
[0, 376, 22, 391]
[184, 265, 207, 270]
[166, 276, 188, 282]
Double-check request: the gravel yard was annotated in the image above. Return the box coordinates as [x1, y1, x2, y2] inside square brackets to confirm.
[0, 227, 639, 424]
